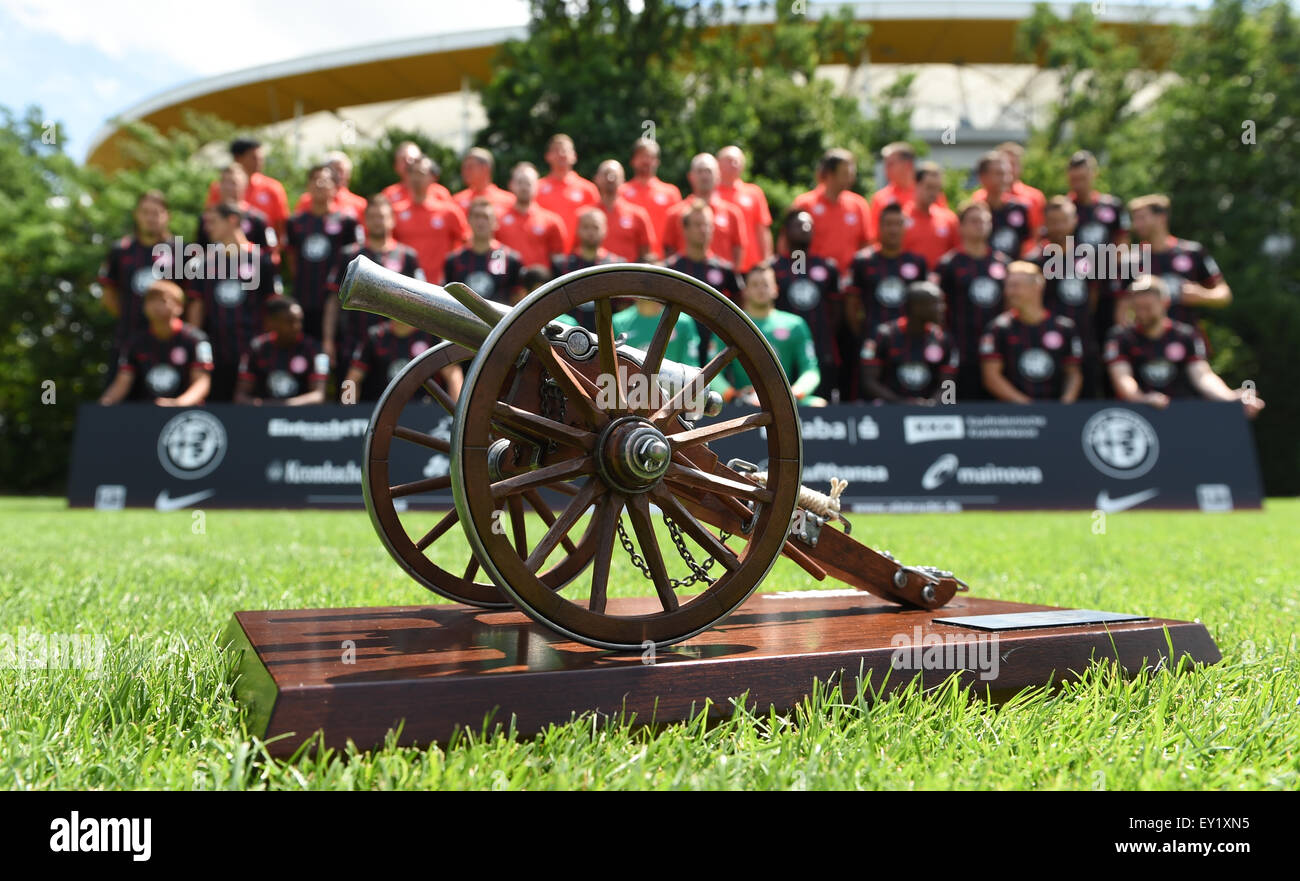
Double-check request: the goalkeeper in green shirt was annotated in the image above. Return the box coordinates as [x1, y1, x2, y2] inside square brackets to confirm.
[710, 262, 825, 406]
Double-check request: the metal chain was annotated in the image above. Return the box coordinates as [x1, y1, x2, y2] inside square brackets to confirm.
[615, 513, 732, 590]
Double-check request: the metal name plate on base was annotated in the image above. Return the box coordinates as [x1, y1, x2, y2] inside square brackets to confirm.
[222, 592, 1220, 757]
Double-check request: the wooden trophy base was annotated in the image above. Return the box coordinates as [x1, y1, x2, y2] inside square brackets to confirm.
[223, 591, 1220, 757]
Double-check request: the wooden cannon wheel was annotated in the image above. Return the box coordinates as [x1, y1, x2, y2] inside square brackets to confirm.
[363, 340, 597, 607]
[449, 264, 803, 650]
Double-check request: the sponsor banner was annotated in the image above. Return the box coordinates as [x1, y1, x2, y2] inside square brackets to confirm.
[67, 401, 1263, 512]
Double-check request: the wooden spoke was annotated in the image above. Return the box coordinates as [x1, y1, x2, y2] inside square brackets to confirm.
[489, 455, 595, 500]
[587, 493, 625, 614]
[650, 485, 741, 573]
[527, 340, 607, 427]
[651, 344, 736, 429]
[594, 298, 625, 414]
[393, 425, 452, 453]
[491, 402, 596, 450]
[523, 490, 578, 555]
[506, 495, 528, 558]
[422, 379, 457, 415]
[667, 412, 772, 450]
[390, 474, 453, 499]
[463, 556, 480, 582]
[641, 303, 682, 379]
[625, 492, 679, 612]
[662, 461, 773, 504]
[415, 508, 459, 552]
[524, 478, 605, 572]
[548, 481, 580, 497]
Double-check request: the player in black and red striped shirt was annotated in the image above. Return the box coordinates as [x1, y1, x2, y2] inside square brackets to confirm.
[1104, 275, 1263, 418]
[932, 201, 1011, 401]
[1122, 194, 1231, 331]
[286, 164, 362, 349]
[975, 152, 1035, 258]
[860, 282, 958, 403]
[345, 320, 461, 404]
[551, 208, 623, 328]
[185, 203, 282, 401]
[664, 199, 743, 366]
[197, 164, 277, 253]
[979, 262, 1083, 403]
[773, 209, 842, 402]
[99, 281, 212, 406]
[235, 297, 328, 405]
[98, 190, 182, 358]
[444, 198, 525, 305]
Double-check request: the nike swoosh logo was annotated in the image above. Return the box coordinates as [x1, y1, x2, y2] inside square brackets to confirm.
[1095, 488, 1158, 513]
[155, 489, 216, 511]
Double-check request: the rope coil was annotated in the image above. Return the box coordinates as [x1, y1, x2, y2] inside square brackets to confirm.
[751, 472, 848, 521]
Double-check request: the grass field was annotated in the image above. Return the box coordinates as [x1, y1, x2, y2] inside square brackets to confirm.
[1, 496, 1296, 790]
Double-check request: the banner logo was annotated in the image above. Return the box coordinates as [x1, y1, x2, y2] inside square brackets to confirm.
[905, 415, 964, 444]
[1082, 408, 1159, 479]
[157, 411, 227, 480]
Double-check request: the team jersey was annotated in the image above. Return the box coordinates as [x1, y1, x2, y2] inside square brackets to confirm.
[773, 253, 842, 380]
[293, 187, 367, 223]
[661, 194, 751, 267]
[599, 198, 659, 262]
[662, 253, 742, 365]
[185, 245, 282, 364]
[974, 180, 1046, 240]
[207, 172, 289, 234]
[1070, 192, 1129, 247]
[350, 324, 441, 402]
[716, 181, 772, 271]
[1027, 243, 1107, 346]
[553, 250, 622, 329]
[116, 320, 213, 401]
[536, 171, 600, 249]
[1127, 237, 1224, 326]
[381, 180, 452, 207]
[860, 317, 958, 400]
[1103, 319, 1206, 398]
[611, 305, 701, 367]
[495, 202, 567, 268]
[871, 182, 948, 232]
[329, 242, 424, 352]
[196, 204, 276, 253]
[239, 332, 329, 400]
[845, 248, 928, 337]
[98, 235, 182, 347]
[711, 309, 818, 392]
[902, 201, 960, 268]
[444, 242, 524, 304]
[790, 185, 874, 269]
[619, 177, 682, 244]
[391, 197, 470, 284]
[933, 248, 1011, 361]
[979, 310, 1083, 400]
[285, 211, 363, 334]
[451, 184, 515, 219]
[986, 196, 1035, 257]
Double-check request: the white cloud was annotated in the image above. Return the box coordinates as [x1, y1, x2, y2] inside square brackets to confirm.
[1, 0, 530, 77]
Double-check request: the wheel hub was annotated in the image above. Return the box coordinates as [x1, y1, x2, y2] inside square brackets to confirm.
[596, 416, 672, 493]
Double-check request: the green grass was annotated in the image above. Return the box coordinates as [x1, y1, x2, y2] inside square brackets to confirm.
[1, 496, 1297, 790]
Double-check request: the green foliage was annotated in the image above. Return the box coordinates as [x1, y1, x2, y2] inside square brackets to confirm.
[1018, 0, 1300, 493]
[348, 128, 461, 200]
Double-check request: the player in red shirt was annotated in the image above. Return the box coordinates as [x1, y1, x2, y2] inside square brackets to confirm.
[206, 138, 290, 240]
[716, 145, 773, 271]
[99, 280, 212, 406]
[901, 161, 960, 267]
[790, 148, 874, 270]
[444, 198, 525, 305]
[536, 134, 600, 249]
[870, 142, 948, 234]
[99, 189, 182, 356]
[661, 153, 750, 268]
[980, 261, 1083, 403]
[235, 296, 328, 406]
[1106, 275, 1262, 418]
[860, 282, 958, 404]
[382, 142, 451, 207]
[592, 159, 658, 262]
[392, 156, 471, 284]
[496, 162, 567, 270]
[453, 147, 514, 218]
[620, 137, 683, 244]
[972, 142, 1046, 242]
[1120, 194, 1231, 329]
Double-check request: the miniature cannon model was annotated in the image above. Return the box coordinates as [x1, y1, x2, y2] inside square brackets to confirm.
[339, 258, 968, 650]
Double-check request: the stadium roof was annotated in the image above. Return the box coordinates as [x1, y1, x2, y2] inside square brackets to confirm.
[86, 1, 1197, 170]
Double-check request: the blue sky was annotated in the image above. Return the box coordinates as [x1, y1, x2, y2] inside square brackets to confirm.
[0, 0, 1223, 162]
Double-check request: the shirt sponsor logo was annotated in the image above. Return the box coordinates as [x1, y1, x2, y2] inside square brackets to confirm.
[898, 362, 931, 391]
[904, 414, 964, 444]
[876, 276, 905, 307]
[969, 276, 1000, 306]
[1057, 278, 1088, 306]
[157, 410, 227, 480]
[465, 270, 496, 297]
[1081, 408, 1159, 479]
[1140, 359, 1175, 388]
[991, 228, 1018, 253]
[1079, 221, 1107, 244]
[786, 278, 820, 310]
[145, 363, 182, 395]
[131, 266, 155, 295]
[1018, 349, 1055, 381]
[268, 370, 299, 398]
[302, 233, 332, 262]
[214, 279, 246, 307]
